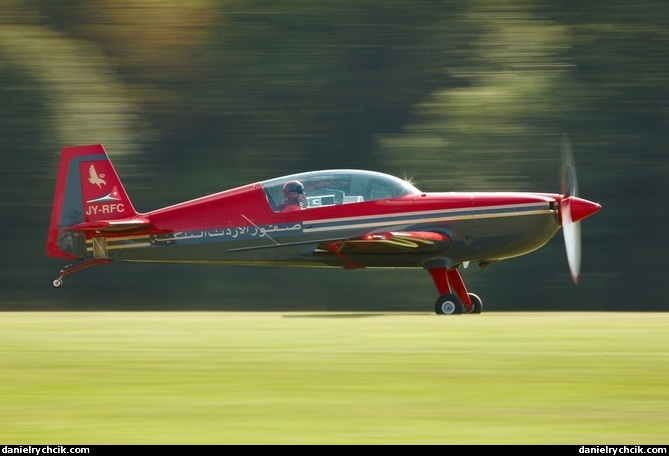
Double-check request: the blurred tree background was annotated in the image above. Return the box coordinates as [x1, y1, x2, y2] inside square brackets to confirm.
[1, 0, 667, 311]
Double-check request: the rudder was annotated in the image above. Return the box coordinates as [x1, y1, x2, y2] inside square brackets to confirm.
[46, 145, 138, 259]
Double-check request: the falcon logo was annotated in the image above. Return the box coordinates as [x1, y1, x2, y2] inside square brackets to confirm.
[88, 164, 106, 188]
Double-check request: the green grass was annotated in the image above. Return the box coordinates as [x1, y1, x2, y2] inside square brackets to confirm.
[1, 311, 667, 444]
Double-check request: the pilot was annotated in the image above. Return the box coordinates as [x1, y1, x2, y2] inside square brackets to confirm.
[278, 180, 306, 212]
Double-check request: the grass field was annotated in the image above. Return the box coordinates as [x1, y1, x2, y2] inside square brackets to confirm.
[1, 311, 667, 444]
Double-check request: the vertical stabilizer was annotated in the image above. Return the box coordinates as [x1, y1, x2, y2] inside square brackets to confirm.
[46, 145, 138, 259]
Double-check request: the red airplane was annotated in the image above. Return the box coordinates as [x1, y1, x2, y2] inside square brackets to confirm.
[47, 135, 601, 314]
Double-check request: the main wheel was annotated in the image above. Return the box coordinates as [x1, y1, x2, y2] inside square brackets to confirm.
[435, 294, 464, 315]
[468, 293, 483, 314]
[52, 278, 63, 288]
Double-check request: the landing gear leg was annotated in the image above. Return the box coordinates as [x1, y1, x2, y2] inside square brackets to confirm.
[52, 259, 111, 288]
[428, 266, 482, 315]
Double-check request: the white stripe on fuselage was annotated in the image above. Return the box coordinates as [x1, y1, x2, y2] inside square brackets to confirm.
[303, 202, 551, 233]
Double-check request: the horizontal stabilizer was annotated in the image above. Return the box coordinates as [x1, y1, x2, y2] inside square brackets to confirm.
[64, 217, 152, 233]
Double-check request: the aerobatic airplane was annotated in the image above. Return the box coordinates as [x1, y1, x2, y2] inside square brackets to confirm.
[47, 135, 601, 314]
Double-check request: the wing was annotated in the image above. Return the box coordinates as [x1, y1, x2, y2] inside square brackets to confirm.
[226, 229, 452, 255]
[318, 230, 451, 254]
[313, 230, 452, 269]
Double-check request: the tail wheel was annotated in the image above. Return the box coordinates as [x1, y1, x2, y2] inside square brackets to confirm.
[435, 294, 464, 315]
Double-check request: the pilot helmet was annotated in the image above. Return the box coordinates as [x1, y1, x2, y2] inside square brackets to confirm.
[283, 180, 305, 197]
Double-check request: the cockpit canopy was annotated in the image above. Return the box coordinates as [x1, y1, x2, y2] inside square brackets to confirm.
[261, 169, 421, 211]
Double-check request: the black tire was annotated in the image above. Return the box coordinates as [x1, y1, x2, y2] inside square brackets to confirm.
[468, 293, 483, 314]
[434, 294, 464, 315]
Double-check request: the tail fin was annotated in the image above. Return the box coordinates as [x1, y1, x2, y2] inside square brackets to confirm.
[47, 145, 140, 259]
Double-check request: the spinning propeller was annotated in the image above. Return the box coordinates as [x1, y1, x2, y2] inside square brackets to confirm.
[559, 134, 601, 284]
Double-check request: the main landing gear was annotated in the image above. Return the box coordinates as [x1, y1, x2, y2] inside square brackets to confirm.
[51, 259, 111, 288]
[428, 266, 483, 315]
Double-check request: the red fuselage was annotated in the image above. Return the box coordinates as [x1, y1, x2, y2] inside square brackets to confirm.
[91, 186, 569, 271]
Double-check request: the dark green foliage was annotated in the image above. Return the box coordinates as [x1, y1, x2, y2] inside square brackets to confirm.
[2, 1, 668, 310]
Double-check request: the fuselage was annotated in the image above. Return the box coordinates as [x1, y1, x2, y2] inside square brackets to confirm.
[84, 168, 563, 271]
